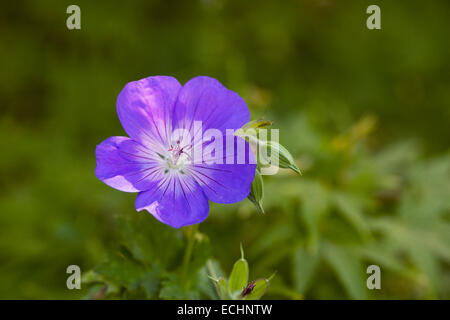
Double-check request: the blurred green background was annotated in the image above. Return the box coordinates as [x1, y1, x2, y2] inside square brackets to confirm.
[1, 0, 449, 299]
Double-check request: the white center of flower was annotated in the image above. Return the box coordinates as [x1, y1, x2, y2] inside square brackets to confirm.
[165, 140, 191, 172]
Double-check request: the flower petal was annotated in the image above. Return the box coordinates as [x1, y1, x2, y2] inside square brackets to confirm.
[173, 76, 250, 134]
[117, 139, 165, 191]
[117, 76, 181, 147]
[135, 175, 209, 228]
[95, 136, 140, 192]
[95, 136, 164, 192]
[188, 135, 256, 203]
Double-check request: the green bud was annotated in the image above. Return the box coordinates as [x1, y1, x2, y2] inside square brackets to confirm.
[248, 169, 264, 214]
[228, 246, 249, 297]
[261, 140, 301, 175]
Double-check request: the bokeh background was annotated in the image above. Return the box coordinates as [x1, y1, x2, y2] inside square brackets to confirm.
[1, 0, 449, 299]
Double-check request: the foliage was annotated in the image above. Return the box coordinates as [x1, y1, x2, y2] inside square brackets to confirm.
[82, 216, 215, 299]
[83, 113, 450, 299]
[1, 0, 449, 299]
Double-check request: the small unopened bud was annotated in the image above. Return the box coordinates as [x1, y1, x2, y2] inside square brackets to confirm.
[248, 169, 264, 214]
[263, 141, 301, 175]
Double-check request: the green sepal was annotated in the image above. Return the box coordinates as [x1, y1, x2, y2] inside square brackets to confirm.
[243, 279, 270, 300]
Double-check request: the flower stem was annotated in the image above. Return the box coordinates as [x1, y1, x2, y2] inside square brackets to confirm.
[181, 223, 199, 287]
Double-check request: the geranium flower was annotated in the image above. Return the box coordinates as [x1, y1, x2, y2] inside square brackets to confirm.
[95, 76, 256, 228]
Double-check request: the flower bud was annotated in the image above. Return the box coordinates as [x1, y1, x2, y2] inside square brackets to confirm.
[248, 169, 264, 214]
[263, 140, 301, 175]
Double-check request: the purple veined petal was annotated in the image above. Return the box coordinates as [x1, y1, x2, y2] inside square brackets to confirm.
[117, 139, 167, 191]
[95, 136, 141, 192]
[135, 174, 209, 228]
[117, 76, 182, 148]
[187, 134, 257, 204]
[95, 136, 164, 192]
[172, 76, 250, 135]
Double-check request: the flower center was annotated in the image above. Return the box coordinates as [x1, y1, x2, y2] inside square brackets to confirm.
[166, 140, 190, 170]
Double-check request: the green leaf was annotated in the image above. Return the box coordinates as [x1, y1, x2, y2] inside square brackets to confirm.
[186, 232, 211, 275]
[331, 192, 371, 239]
[248, 168, 264, 213]
[215, 278, 230, 300]
[207, 261, 230, 300]
[351, 243, 409, 275]
[90, 247, 163, 299]
[292, 248, 319, 294]
[139, 269, 162, 298]
[196, 267, 220, 300]
[300, 180, 329, 250]
[94, 251, 147, 290]
[81, 270, 106, 284]
[408, 243, 440, 297]
[120, 215, 184, 268]
[322, 243, 368, 299]
[206, 259, 226, 280]
[159, 276, 200, 300]
[244, 279, 270, 300]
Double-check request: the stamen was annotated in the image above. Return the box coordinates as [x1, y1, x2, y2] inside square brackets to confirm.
[167, 141, 191, 170]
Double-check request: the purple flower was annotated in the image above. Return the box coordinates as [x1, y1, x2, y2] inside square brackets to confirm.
[95, 76, 256, 228]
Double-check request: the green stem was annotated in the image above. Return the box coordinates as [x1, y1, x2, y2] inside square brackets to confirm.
[181, 223, 199, 287]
